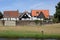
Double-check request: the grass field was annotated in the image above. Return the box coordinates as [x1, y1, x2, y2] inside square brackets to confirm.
[0, 23, 60, 38]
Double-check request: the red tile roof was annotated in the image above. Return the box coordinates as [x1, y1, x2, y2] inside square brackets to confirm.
[31, 10, 49, 18]
[4, 10, 19, 18]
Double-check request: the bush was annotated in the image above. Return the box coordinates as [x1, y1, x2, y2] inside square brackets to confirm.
[53, 18, 59, 23]
[34, 20, 40, 25]
[34, 20, 43, 25]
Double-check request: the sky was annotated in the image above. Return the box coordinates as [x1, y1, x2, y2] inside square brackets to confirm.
[0, 0, 60, 15]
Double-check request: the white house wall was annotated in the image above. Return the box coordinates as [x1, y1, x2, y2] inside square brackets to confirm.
[21, 17, 44, 20]
[11, 18, 19, 20]
[3, 18, 19, 21]
[3, 18, 7, 20]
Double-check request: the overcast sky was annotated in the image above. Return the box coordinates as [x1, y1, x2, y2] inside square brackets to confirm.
[0, 0, 60, 15]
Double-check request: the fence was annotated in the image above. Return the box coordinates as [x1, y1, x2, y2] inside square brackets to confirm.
[0, 20, 53, 26]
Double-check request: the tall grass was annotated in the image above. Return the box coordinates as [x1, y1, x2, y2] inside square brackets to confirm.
[0, 23, 60, 38]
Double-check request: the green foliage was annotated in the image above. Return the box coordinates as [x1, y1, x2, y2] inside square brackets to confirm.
[53, 18, 59, 23]
[54, 2, 60, 22]
[0, 12, 3, 19]
[0, 30, 60, 38]
[34, 20, 43, 25]
[34, 20, 40, 24]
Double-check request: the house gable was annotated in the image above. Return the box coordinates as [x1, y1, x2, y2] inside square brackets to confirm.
[37, 12, 45, 18]
[21, 13, 30, 18]
[31, 10, 49, 18]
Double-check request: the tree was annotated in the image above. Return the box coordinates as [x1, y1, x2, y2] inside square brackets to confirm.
[54, 2, 60, 22]
[0, 12, 3, 19]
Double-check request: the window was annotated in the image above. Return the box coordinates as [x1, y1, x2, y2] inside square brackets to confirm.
[36, 12, 39, 14]
[36, 12, 39, 16]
